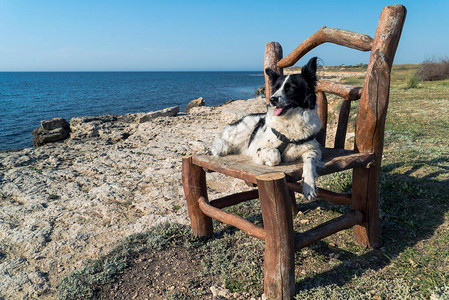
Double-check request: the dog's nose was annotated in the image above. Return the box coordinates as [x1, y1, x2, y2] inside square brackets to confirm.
[270, 96, 279, 106]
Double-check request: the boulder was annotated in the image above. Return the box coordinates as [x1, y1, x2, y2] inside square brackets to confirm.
[133, 106, 179, 123]
[41, 117, 68, 130]
[185, 97, 205, 113]
[32, 118, 70, 147]
[255, 86, 265, 96]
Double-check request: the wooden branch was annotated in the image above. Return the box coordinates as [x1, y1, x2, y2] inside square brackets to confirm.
[315, 150, 374, 177]
[257, 173, 295, 299]
[295, 210, 363, 250]
[278, 27, 373, 68]
[287, 182, 352, 205]
[264, 42, 283, 103]
[334, 100, 352, 149]
[316, 79, 363, 100]
[316, 91, 328, 147]
[352, 4, 406, 248]
[209, 189, 259, 209]
[198, 196, 266, 240]
[182, 157, 213, 237]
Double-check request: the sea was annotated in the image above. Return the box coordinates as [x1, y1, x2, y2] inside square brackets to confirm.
[0, 71, 264, 150]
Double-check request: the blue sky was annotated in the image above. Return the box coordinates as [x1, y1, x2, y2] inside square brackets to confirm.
[0, 0, 447, 71]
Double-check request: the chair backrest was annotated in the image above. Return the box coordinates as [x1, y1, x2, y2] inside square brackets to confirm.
[264, 5, 406, 161]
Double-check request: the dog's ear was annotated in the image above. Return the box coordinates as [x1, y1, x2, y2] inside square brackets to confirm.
[301, 57, 318, 87]
[265, 68, 280, 85]
[302, 57, 318, 110]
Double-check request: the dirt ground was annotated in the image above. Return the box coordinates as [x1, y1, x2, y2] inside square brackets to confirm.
[95, 246, 215, 299]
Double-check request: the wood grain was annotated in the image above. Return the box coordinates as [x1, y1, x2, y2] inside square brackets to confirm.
[316, 79, 363, 100]
[198, 196, 265, 240]
[334, 100, 352, 149]
[182, 157, 213, 237]
[257, 173, 295, 300]
[352, 4, 406, 248]
[193, 148, 374, 184]
[287, 182, 352, 205]
[316, 91, 328, 147]
[295, 210, 363, 250]
[209, 189, 259, 209]
[278, 27, 373, 68]
[264, 42, 283, 103]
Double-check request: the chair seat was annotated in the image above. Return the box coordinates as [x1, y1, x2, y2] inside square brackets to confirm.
[192, 147, 374, 184]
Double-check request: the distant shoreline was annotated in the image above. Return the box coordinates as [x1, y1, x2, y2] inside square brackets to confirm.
[0, 71, 264, 150]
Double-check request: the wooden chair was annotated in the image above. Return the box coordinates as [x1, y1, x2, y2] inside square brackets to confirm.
[182, 5, 406, 299]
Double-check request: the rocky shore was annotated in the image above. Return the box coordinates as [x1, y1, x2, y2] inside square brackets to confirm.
[0, 97, 268, 299]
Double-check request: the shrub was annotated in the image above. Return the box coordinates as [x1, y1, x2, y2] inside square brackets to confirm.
[419, 57, 449, 81]
[406, 72, 419, 89]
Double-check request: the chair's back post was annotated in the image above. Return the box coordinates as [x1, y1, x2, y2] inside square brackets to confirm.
[355, 4, 406, 155]
[352, 5, 406, 248]
[316, 91, 328, 147]
[334, 100, 352, 149]
[264, 42, 283, 103]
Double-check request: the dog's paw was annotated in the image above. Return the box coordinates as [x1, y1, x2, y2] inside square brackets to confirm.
[258, 148, 281, 166]
[302, 178, 317, 201]
[211, 138, 229, 156]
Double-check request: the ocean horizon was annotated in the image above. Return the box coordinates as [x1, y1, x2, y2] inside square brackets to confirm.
[0, 71, 264, 150]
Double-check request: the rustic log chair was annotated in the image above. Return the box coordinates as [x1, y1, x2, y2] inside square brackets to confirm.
[182, 5, 406, 299]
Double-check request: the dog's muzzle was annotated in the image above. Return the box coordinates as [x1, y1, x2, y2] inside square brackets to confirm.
[270, 96, 290, 116]
[269, 96, 280, 107]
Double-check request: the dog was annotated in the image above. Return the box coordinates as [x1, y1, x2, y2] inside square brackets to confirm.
[211, 57, 322, 200]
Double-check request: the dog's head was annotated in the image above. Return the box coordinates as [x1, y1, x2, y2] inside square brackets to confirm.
[265, 57, 318, 116]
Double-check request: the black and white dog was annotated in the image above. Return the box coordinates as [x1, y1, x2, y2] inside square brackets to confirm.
[211, 57, 321, 200]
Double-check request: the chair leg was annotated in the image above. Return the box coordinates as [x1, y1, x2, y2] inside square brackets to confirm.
[352, 166, 382, 248]
[257, 173, 295, 300]
[289, 189, 299, 215]
[182, 157, 213, 237]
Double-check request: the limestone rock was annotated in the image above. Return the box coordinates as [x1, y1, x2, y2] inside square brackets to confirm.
[0, 96, 267, 299]
[220, 109, 249, 124]
[185, 97, 205, 113]
[41, 117, 68, 130]
[69, 107, 179, 142]
[131, 106, 179, 123]
[32, 117, 70, 147]
[210, 285, 232, 299]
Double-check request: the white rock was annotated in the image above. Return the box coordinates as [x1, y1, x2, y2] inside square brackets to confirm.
[0, 97, 265, 298]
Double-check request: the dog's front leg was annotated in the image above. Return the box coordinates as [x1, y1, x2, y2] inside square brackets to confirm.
[211, 137, 231, 156]
[302, 151, 319, 200]
[255, 148, 281, 166]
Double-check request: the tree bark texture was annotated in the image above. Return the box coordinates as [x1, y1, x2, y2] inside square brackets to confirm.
[352, 5, 407, 248]
[257, 173, 295, 300]
[182, 157, 213, 237]
[277, 27, 373, 68]
[264, 42, 283, 103]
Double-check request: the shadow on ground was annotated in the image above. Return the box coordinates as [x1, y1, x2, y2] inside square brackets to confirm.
[294, 158, 449, 297]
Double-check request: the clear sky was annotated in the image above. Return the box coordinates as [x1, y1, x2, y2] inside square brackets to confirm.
[0, 0, 447, 71]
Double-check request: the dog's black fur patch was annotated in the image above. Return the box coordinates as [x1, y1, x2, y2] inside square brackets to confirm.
[265, 57, 318, 112]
